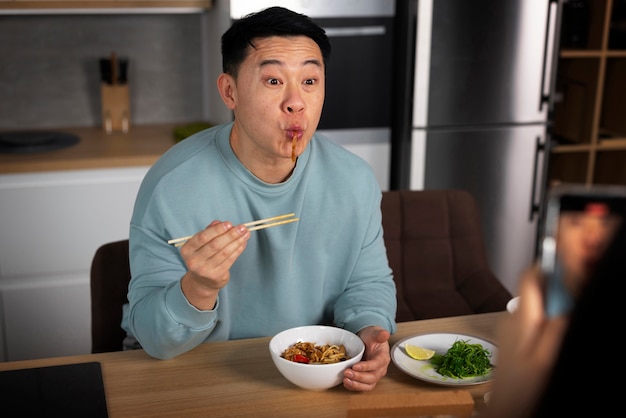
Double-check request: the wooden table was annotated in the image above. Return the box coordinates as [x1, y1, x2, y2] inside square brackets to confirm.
[0, 312, 506, 417]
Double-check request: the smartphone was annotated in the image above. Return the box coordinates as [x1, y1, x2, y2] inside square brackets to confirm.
[540, 184, 626, 317]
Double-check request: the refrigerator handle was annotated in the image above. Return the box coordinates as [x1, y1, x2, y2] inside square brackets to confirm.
[539, 0, 562, 111]
[529, 136, 545, 221]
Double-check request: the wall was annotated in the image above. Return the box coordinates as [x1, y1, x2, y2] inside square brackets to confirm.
[0, 12, 213, 130]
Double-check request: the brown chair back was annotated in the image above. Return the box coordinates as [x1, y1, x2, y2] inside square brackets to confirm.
[90, 239, 131, 353]
[382, 190, 512, 322]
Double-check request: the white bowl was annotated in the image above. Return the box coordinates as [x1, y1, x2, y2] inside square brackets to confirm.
[269, 325, 365, 391]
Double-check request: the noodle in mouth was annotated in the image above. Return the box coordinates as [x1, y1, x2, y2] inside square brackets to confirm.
[291, 134, 297, 162]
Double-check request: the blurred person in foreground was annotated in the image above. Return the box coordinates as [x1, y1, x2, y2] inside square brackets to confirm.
[546, 199, 622, 316]
[484, 221, 626, 417]
[120, 6, 397, 391]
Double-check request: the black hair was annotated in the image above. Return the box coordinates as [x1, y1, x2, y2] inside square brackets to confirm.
[221, 6, 331, 77]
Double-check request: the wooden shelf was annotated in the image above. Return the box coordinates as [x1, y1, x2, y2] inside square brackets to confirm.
[599, 138, 626, 148]
[560, 49, 626, 57]
[550, 0, 626, 186]
[551, 144, 594, 153]
[553, 139, 626, 153]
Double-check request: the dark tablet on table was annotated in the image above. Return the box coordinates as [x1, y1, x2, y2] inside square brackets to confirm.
[0, 361, 108, 417]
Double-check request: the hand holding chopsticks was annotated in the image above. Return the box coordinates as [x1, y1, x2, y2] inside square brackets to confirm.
[167, 213, 299, 247]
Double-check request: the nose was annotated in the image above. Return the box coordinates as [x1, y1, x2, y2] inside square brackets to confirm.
[287, 104, 304, 113]
[284, 86, 305, 114]
[583, 220, 611, 249]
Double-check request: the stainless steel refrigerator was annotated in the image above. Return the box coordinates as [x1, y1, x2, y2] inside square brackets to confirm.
[390, 0, 563, 293]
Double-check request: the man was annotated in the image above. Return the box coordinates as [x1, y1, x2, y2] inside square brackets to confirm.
[121, 7, 397, 392]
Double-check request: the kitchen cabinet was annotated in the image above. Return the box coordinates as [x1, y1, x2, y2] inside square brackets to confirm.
[550, 0, 626, 186]
[0, 0, 213, 12]
[0, 166, 148, 361]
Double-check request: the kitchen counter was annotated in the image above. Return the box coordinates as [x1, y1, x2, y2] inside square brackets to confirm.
[0, 124, 179, 174]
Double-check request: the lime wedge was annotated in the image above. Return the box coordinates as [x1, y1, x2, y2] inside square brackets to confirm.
[405, 343, 436, 360]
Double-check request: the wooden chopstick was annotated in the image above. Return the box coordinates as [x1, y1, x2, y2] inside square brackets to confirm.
[167, 213, 298, 246]
[242, 213, 296, 228]
[246, 217, 299, 231]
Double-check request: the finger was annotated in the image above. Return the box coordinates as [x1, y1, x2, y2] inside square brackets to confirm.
[351, 341, 390, 377]
[343, 378, 376, 392]
[352, 357, 385, 373]
[342, 370, 380, 392]
[178, 220, 228, 250]
[210, 227, 250, 270]
[190, 223, 247, 257]
[183, 223, 249, 273]
[195, 221, 234, 247]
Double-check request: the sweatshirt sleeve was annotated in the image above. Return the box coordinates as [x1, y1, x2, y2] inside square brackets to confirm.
[124, 224, 220, 359]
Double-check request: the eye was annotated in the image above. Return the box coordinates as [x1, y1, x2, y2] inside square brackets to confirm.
[304, 79, 316, 86]
[268, 78, 280, 85]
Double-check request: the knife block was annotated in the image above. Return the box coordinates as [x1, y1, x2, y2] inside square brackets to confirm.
[100, 83, 130, 134]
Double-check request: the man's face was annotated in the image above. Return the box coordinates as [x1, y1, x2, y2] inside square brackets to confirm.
[224, 35, 325, 163]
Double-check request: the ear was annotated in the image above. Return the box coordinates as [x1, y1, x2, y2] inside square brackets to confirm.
[217, 73, 237, 110]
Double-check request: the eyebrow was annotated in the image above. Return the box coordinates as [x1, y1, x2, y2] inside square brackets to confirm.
[258, 58, 323, 68]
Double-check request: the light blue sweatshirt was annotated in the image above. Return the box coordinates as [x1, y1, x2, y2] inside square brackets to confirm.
[122, 123, 397, 359]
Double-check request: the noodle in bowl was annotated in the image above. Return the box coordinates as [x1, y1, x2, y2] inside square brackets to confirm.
[269, 325, 365, 391]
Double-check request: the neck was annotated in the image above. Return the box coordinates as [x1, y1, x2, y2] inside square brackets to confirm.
[229, 136, 296, 184]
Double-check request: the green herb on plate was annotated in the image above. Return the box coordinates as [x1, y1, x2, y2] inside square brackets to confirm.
[430, 339, 492, 378]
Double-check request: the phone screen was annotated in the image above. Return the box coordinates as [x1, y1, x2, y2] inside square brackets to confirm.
[542, 186, 626, 317]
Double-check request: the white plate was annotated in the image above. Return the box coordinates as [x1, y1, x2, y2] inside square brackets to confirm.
[391, 333, 497, 387]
